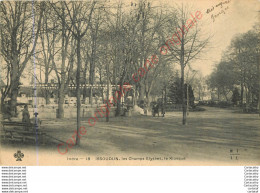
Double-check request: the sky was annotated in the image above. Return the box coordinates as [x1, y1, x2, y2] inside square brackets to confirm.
[1, 0, 259, 86]
[170, 0, 260, 76]
[121, 0, 259, 77]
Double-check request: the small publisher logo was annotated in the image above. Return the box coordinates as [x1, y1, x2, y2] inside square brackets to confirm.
[14, 150, 24, 161]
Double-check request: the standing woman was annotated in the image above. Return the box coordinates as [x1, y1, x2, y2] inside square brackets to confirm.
[22, 105, 31, 131]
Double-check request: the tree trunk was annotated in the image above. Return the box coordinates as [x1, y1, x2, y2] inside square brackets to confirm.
[89, 87, 93, 106]
[258, 64, 260, 116]
[45, 91, 50, 105]
[133, 87, 137, 106]
[44, 68, 51, 105]
[187, 84, 189, 116]
[83, 61, 88, 104]
[57, 16, 67, 119]
[240, 82, 244, 107]
[10, 87, 18, 117]
[89, 30, 96, 106]
[106, 62, 109, 122]
[145, 91, 151, 110]
[57, 80, 65, 119]
[180, 25, 186, 125]
[115, 99, 121, 116]
[138, 83, 145, 102]
[115, 83, 123, 116]
[76, 37, 81, 145]
[245, 86, 249, 112]
[1, 94, 4, 111]
[57, 91, 65, 118]
[9, 49, 20, 117]
[181, 65, 186, 125]
[257, 58, 260, 116]
[217, 88, 220, 101]
[258, 87, 260, 116]
[10, 63, 19, 117]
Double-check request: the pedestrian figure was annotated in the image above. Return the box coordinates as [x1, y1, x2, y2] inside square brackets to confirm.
[152, 103, 159, 117]
[161, 103, 165, 117]
[22, 105, 31, 131]
[143, 102, 148, 116]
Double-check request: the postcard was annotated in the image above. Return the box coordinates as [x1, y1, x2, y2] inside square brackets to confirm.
[0, 0, 259, 165]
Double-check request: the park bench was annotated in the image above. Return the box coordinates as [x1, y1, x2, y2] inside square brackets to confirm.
[1, 121, 46, 144]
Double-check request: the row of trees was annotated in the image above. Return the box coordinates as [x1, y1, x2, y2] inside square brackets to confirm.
[207, 25, 260, 112]
[0, 1, 209, 127]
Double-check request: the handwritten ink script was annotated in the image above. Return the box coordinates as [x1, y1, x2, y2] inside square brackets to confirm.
[206, 0, 231, 22]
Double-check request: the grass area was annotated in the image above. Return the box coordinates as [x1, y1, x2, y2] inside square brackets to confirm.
[1, 106, 260, 165]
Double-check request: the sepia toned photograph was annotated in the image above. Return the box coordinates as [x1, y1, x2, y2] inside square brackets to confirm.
[0, 0, 259, 165]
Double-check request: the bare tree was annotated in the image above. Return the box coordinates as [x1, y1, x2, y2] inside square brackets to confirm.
[88, 8, 104, 106]
[131, 0, 171, 107]
[52, 1, 96, 145]
[0, 1, 44, 115]
[38, 6, 58, 104]
[165, 5, 210, 125]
